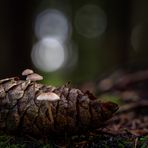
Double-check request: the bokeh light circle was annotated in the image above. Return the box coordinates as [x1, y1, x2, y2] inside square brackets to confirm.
[35, 9, 71, 42]
[64, 41, 78, 70]
[31, 37, 66, 72]
[131, 24, 143, 51]
[75, 4, 107, 38]
[130, 23, 148, 52]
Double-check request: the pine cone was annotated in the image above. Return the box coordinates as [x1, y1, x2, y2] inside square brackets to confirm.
[0, 70, 118, 137]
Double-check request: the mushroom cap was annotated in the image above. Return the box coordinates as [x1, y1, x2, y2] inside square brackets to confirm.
[22, 69, 34, 76]
[37, 92, 60, 101]
[26, 73, 43, 81]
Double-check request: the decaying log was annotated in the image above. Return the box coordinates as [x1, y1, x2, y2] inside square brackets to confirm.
[0, 69, 118, 137]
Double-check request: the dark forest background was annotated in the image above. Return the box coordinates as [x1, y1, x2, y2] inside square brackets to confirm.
[0, 0, 148, 85]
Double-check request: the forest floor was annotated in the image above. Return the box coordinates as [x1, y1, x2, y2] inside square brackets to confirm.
[0, 69, 148, 148]
[0, 99, 147, 148]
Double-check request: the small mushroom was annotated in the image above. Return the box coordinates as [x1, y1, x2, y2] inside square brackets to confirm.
[22, 69, 34, 76]
[26, 73, 43, 81]
[37, 92, 60, 101]
[26, 73, 43, 101]
[37, 92, 60, 123]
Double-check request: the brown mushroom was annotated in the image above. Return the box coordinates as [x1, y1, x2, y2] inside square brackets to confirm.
[37, 92, 60, 123]
[26, 72, 43, 105]
[26, 73, 43, 81]
[37, 92, 60, 101]
[22, 69, 34, 76]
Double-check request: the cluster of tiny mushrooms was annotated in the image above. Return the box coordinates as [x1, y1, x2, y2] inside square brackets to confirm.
[22, 69, 60, 102]
[22, 69, 60, 123]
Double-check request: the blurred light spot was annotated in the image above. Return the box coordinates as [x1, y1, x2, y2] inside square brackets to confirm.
[31, 37, 65, 72]
[131, 24, 143, 51]
[64, 41, 78, 70]
[35, 9, 71, 42]
[75, 4, 107, 38]
[98, 79, 113, 91]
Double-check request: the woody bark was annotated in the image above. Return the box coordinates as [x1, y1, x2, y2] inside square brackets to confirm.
[0, 76, 118, 137]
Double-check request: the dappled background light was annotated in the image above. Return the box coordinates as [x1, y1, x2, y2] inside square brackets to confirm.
[63, 40, 78, 70]
[31, 37, 66, 72]
[1, 0, 148, 85]
[32, 8, 78, 73]
[35, 9, 71, 42]
[131, 24, 143, 51]
[75, 4, 107, 38]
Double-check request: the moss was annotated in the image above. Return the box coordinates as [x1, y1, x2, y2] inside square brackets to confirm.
[139, 136, 148, 148]
[100, 94, 123, 105]
[0, 134, 25, 148]
[0, 133, 147, 148]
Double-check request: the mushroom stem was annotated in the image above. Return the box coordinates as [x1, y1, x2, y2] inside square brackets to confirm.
[46, 103, 54, 123]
